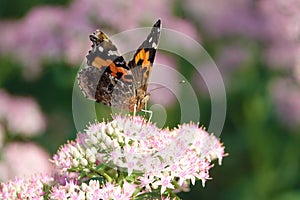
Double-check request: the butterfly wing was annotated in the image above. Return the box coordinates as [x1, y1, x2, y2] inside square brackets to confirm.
[128, 19, 161, 91]
[78, 20, 161, 111]
[78, 30, 135, 108]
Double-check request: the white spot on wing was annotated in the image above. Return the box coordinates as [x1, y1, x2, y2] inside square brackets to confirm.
[98, 46, 104, 52]
[108, 50, 119, 56]
[152, 42, 157, 49]
[149, 37, 153, 42]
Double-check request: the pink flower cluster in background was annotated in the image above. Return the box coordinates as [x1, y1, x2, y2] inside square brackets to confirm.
[0, 90, 51, 181]
[0, 142, 52, 182]
[259, 0, 300, 70]
[0, 0, 197, 79]
[260, 0, 300, 127]
[0, 0, 191, 108]
[185, 0, 300, 127]
[0, 115, 226, 199]
[270, 78, 300, 128]
[185, 0, 266, 39]
[0, 89, 46, 137]
[185, 0, 300, 72]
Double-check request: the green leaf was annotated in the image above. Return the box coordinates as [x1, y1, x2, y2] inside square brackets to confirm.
[134, 192, 161, 200]
[125, 175, 135, 183]
[96, 163, 106, 171]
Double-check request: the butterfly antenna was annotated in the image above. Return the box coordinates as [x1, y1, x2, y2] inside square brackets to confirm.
[149, 85, 165, 93]
[149, 80, 186, 93]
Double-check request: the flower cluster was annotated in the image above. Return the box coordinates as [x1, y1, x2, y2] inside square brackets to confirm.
[50, 180, 136, 200]
[0, 89, 46, 137]
[1, 115, 226, 199]
[0, 0, 196, 79]
[0, 142, 52, 181]
[0, 90, 51, 181]
[270, 78, 300, 128]
[184, 0, 300, 127]
[0, 173, 53, 199]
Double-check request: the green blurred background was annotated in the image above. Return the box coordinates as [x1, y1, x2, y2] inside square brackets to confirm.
[0, 0, 300, 199]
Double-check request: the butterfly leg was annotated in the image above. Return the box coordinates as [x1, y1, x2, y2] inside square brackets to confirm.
[133, 104, 137, 118]
[144, 101, 152, 122]
[141, 109, 152, 122]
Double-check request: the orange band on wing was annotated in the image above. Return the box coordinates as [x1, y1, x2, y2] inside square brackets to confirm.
[92, 57, 112, 69]
[92, 57, 128, 77]
[109, 62, 127, 77]
[135, 49, 146, 65]
[142, 50, 150, 67]
[134, 49, 151, 67]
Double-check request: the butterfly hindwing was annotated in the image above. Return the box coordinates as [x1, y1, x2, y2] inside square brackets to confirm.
[78, 30, 134, 104]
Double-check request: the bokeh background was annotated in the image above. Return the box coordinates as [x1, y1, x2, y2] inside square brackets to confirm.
[1, 0, 300, 199]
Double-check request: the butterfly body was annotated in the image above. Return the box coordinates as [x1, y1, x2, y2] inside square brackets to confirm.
[78, 20, 161, 112]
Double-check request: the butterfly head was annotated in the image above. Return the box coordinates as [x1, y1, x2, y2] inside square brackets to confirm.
[89, 30, 111, 46]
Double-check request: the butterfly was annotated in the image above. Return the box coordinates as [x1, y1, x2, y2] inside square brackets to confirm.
[77, 19, 161, 113]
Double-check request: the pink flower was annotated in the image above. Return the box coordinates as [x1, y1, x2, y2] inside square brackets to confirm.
[184, 0, 300, 71]
[0, 90, 46, 137]
[52, 115, 226, 197]
[259, 0, 300, 69]
[0, 142, 52, 181]
[52, 140, 90, 173]
[152, 173, 175, 194]
[270, 78, 300, 128]
[214, 44, 250, 82]
[0, 0, 198, 79]
[1, 115, 226, 198]
[50, 180, 134, 200]
[185, 0, 265, 38]
[0, 116, 226, 200]
[0, 173, 53, 199]
[0, 7, 66, 78]
[6, 97, 46, 136]
[139, 174, 155, 192]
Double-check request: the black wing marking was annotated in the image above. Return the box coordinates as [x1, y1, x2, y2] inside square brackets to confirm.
[78, 29, 134, 103]
[86, 30, 130, 79]
[78, 66, 135, 109]
[128, 19, 161, 90]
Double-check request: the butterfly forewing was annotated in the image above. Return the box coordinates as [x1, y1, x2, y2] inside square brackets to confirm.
[128, 19, 161, 91]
